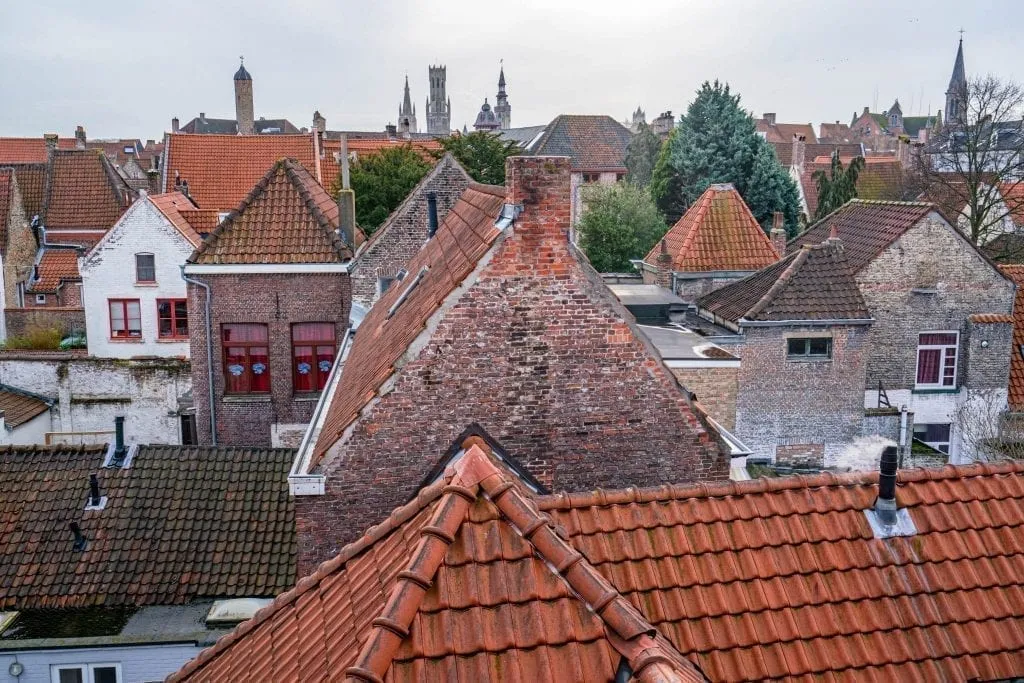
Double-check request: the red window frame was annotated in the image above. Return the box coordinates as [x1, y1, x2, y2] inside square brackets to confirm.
[222, 324, 270, 394]
[157, 299, 188, 339]
[291, 323, 336, 393]
[109, 298, 142, 338]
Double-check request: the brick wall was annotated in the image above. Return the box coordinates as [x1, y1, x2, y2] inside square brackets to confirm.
[857, 215, 1014, 392]
[672, 273, 750, 301]
[3, 177, 36, 311]
[734, 324, 870, 464]
[5, 307, 84, 337]
[297, 156, 728, 572]
[964, 318, 1013, 391]
[188, 272, 351, 447]
[672, 366, 739, 430]
[349, 155, 470, 307]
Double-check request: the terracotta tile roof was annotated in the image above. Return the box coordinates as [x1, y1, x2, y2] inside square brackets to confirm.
[789, 200, 934, 271]
[530, 115, 633, 171]
[819, 121, 853, 142]
[44, 231, 104, 250]
[320, 136, 442, 190]
[1001, 265, 1024, 409]
[313, 183, 506, 460]
[170, 444, 708, 683]
[969, 313, 1014, 324]
[0, 385, 52, 427]
[28, 248, 80, 292]
[189, 158, 359, 265]
[43, 150, 132, 230]
[756, 120, 817, 144]
[174, 442, 1024, 683]
[999, 182, 1024, 227]
[0, 443, 296, 610]
[771, 141, 863, 167]
[148, 192, 203, 247]
[0, 137, 75, 164]
[644, 183, 780, 272]
[162, 133, 319, 211]
[698, 238, 870, 324]
[7, 163, 46, 218]
[800, 158, 904, 219]
[178, 209, 221, 235]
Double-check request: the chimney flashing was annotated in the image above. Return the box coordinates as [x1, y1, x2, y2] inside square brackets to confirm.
[865, 446, 917, 538]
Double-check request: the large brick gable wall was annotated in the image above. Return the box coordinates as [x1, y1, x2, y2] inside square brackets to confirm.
[297, 156, 727, 572]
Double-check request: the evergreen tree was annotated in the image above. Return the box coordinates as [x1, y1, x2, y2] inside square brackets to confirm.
[577, 183, 668, 272]
[434, 130, 521, 185]
[343, 145, 431, 233]
[813, 152, 865, 220]
[624, 122, 662, 188]
[744, 141, 802, 235]
[650, 127, 687, 224]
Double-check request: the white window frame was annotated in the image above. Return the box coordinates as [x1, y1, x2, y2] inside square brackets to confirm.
[50, 663, 122, 683]
[35, 293, 47, 305]
[915, 330, 959, 390]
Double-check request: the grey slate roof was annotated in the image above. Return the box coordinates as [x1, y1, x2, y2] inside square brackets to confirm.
[498, 125, 547, 149]
[529, 115, 633, 171]
[179, 117, 299, 135]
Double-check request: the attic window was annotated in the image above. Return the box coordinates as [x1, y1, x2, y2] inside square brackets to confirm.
[386, 266, 428, 320]
[205, 598, 273, 627]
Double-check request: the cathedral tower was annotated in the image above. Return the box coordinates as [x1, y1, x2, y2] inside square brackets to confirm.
[234, 57, 254, 135]
[426, 65, 451, 135]
[397, 75, 418, 134]
[494, 64, 511, 130]
[945, 37, 966, 125]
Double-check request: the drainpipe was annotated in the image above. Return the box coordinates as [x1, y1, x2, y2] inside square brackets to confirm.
[180, 265, 216, 445]
[898, 405, 908, 467]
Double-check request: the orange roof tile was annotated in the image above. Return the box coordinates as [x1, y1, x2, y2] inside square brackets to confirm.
[43, 149, 132, 230]
[0, 386, 52, 427]
[319, 136, 441, 191]
[178, 209, 221, 235]
[189, 158, 359, 265]
[6, 163, 46, 218]
[148, 192, 203, 247]
[28, 248, 80, 292]
[0, 137, 75, 164]
[645, 183, 780, 272]
[172, 443, 1024, 682]
[162, 133, 319, 211]
[44, 231, 105, 250]
[313, 183, 506, 460]
[999, 182, 1024, 228]
[1000, 265, 1024, 409]
[800, 158, 904, 219]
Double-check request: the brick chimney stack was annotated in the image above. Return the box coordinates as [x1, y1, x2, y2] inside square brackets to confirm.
[655, 238, 673, 290]
[75, 125, 86, 150]
[762, 113, 776, 125]
[337, 134, 356, 251]
[791, 134, 806, 171]
[502, 156, 572, 275]
[313, 110, 326, 133]
[171, 117, 179, 133]
[43, 133, 58, 158]
[770, 211, 787, 257]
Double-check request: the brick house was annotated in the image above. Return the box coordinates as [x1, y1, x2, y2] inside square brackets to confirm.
[183, 158, 361, 449]
[289, 155, 728, 572]
[787, 200, 1015, 462]
[527, 115, 633, 224]
[348, 153, 471, 307]
[640, 183, 783, 299]
[754, 112, 817, 143]
[698, 235, 875, 466]
[79, 192, 203, 359]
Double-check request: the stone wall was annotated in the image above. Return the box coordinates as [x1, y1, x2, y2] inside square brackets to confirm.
[672, 366, 739, 430]
[5, 307, 85, 337]
[3, 175, 36, 317]
[0, 352, 190, 444]
[349, 155, 470, 307]
[187, 272, 351, 447]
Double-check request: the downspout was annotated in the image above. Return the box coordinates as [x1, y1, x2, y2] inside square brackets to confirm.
[180, 264, 216, 445]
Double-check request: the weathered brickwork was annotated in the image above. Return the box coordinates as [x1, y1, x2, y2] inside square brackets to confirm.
[2, 176, 36, 310]
[349, 155, 470, 307]
[775, 443, 825, 468]
[963, 318, 1013, 392]
[297, 156, 728, 572]
[857, 215, 1014, 392]
[734, 325, 870, 463]
[5, 306, 84, 337]
[672, 366, 739, 430]
[187, 273, 350, 447]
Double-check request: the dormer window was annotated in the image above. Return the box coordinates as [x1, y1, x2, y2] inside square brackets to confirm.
[135, 253, 155, 283]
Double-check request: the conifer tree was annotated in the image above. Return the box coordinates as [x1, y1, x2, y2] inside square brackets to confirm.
[745, 141, 802, 235]
[813, 152, 865, 220]
[650, 128, 687, 224]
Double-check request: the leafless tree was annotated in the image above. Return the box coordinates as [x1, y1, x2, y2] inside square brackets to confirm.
[953, 388, 1024, 461]
[915, 75, 1024, 259]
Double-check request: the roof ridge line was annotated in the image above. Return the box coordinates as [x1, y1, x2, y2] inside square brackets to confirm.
[281, 159, 351, 261]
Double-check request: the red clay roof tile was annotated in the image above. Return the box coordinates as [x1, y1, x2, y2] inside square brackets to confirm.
[0, 137, 75, 164]
[800, 158, 904, 219]
[0, 387, 51, 427]
[43, 149, 132, 230]
[645, 183, 780, 272]
[148, 192, 204, 248]
[1000, 265, 1024, 410]
[28, 248, 80, 292]
[162, 133, 319, 211]
[6, 163, 46, 218]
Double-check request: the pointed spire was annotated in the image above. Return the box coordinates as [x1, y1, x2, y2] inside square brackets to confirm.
[498, 60, 506, 90]
[401, 74, 413, 115]
[948, 34, 966, 92]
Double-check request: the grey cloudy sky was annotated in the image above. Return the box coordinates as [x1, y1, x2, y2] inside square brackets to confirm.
[0, 0, 1019, 140]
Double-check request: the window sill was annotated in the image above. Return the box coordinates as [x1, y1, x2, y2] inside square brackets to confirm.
[109, 337, 144, 343]
[156, 337, 189, 343]
[786, 357, 832, 362]
[912, 387, 960, 394]
[222, 394, 272, 403]
[293, 394, 322, 402]
[134, 282, 159, 287]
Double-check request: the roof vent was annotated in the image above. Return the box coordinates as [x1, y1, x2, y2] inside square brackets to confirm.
[110, 416, 127, 467]
[205, 598, 273, 627]
[865, 445, 917, 538]
[495, 202, 522, 230]
[69, 522, 88, 552]
[426, 192, 439, 238]
[85, 473, 107, 511]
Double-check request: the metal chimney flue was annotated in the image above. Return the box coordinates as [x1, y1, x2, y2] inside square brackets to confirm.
[89, 474, 101, 507]
[70, 522, 88, 552]
[426, 192, 439, 238]
[111, 416, 126, 467]
[865, 445, 917, 538]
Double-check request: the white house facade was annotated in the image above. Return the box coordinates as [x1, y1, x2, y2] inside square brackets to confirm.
[80, 193, 201, 359]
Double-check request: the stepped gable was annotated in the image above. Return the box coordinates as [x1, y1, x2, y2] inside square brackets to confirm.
[189, 158, 361, 265]
[698, 238, 870, 324]
[645, 183, 780, 272]
[175, 440, 1024, 682]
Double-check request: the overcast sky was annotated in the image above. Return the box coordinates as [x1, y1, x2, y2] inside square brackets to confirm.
[0, 0, 1019, 141]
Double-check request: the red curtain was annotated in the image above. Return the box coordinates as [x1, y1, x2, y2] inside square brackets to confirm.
[917, 349, 941, 384]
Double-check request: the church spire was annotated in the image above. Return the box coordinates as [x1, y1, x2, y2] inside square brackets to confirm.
[401, 75, 413, 116]
[494, 60, 511, 130]
[948, 34, 966, 92]
[945, 34, 967, 124]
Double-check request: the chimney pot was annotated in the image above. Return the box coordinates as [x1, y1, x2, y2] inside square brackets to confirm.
[426, 192, 439, 238]
[75, 125, 86, 150]
[89, 473, 101, 507]
[874, 445, 899, 525]
[200, 112, 205, 121]
[770, 212, 787, 257]
[172, 117, 180, 133]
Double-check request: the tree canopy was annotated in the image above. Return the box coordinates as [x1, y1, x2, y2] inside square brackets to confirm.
[812, 152, 865, 220]
[434, 130, 521, 185]
[651, 80, 800, 233]
[344, 145, 432, 233]
[624, 122, 663, 188]
[577, 183, 667, 272]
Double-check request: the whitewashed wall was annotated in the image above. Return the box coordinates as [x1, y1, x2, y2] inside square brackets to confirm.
[1, 643, 202, 683]
[80, 199, 194, 359]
